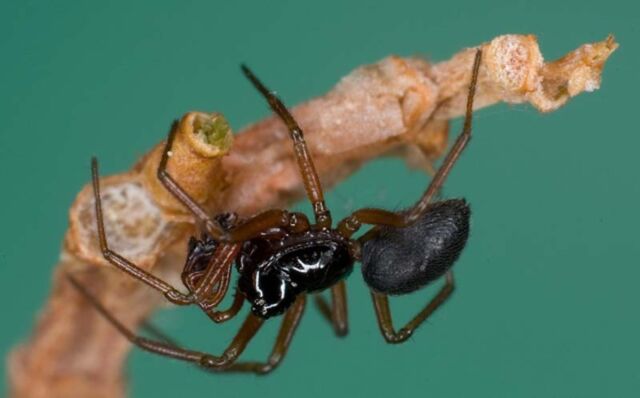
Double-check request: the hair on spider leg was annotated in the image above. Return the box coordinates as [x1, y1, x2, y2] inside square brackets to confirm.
[69, 49, 483, 371]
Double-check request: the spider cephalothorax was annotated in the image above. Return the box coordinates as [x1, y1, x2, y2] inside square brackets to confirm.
[236, 227, 354, 318]
[69, 49, 483, 374]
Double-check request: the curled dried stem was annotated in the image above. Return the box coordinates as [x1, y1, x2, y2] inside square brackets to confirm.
[8, 34, 617, 398]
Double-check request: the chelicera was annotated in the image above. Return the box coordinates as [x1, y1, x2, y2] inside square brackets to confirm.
[68, 49, 482, 374]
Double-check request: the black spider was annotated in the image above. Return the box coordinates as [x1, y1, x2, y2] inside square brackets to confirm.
[68, 49, 482, 374]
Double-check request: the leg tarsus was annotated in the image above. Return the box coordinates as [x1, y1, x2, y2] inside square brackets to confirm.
[91, 157, 194, 305]
[314, 281, 348, 337]
[336, 49, 483, 238]
[67, 274, 263, 369]
[156, 121, 226, 239]
[203, 288, 245, 323]
[371, 272, 455, 344]
[241, 65, 331, 228]
[215, 295, 307, 374]
[405, 49, 482, 222]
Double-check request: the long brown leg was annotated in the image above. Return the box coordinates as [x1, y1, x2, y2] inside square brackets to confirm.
[91, 158, 194, 305]
[67, 275, 263, 369]
[371, 272, 455, 344]
[140, 320, 180, 346]
[314, 281, 348, 337]
[203, 288, 246, 323]
[241, 65, 331, 228]
[188, 243, 240, 307]
[226, 209, 300, 241]
[94, 160, 239, 310]
[198, 258, 232, 308]
[157, 121, 227, 239]
[336, 49, 483, 238]
[404, 50, 481, 223]
[157, 123, 310, 240]
[218, 295, 307, 374]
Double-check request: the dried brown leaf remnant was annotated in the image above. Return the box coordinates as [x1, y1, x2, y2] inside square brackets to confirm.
[8, 34, 617, 398]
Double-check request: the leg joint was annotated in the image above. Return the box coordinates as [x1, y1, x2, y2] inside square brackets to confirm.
[382, 328, 412, 344]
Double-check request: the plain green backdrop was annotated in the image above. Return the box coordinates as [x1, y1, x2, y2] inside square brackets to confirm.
[1, 0, 638, 397]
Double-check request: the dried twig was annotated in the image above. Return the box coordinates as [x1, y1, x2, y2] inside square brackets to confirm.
[8, 34, 617, 398]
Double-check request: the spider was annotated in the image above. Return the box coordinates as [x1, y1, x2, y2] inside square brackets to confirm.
[68, 49, 482, 374]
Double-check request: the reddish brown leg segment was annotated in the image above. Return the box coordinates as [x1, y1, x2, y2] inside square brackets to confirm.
[336, 49, 483, 239]
[204, 288, 246, 324]
[95, 157, 245, 318]
[157, 121, 227, 239]
[405, 49, 482, 223]
[158, 126, 309, 242]
[242, 65, 332, 228]
[67, 275, 264, 369]
[91, 158, 194, 305]
[371, 272, 455, 344]
[226, 210, 295, 241]
[158, 124, 297, 242]
[219, 295, 307, 374]
[314, 281, 349, 337]
[190, 243, 240, 307]
[140, 320, 180, 346]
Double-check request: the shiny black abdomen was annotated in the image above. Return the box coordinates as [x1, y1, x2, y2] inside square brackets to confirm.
[361, 199, 470, 295]
[237, 229, 354, 318]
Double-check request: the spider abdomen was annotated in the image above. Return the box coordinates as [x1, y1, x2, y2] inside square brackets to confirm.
[361, 199, 470, 295]
[237, 229, 354, 318]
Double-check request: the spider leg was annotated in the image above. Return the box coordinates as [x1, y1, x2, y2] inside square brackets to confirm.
[336, 49, 482, 238]
[136, 291, 245, 355]
[404, 49, 481, 223]
[203, 288, 246, 323]
[157, 120, 228, 239]
[91, 158, 194, 305]
[314, 280, 349, 337]
[216, 295, 307, 374]
[225, 209, 306, 241]
[241, 65, 331, 228]
[188, 243, 240, 306]
[140, 320, 180, 346]
[67, 274, 264, 369]
[370, 272, 455, 344]
[159, 120, 314, 242]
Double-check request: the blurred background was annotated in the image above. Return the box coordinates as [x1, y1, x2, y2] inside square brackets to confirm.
[1, 0, 638, 397]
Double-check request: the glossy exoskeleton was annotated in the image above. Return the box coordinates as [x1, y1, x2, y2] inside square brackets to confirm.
[68, 49, 483, 374]
[237, 227, 354, 318]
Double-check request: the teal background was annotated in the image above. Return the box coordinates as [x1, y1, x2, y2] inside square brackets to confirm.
[1, 1, 638, 397]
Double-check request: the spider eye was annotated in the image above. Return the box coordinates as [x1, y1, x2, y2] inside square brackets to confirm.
[361, 199, 470, 295]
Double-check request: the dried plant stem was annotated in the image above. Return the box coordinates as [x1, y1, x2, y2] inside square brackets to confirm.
[8, 34, 617, 398]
